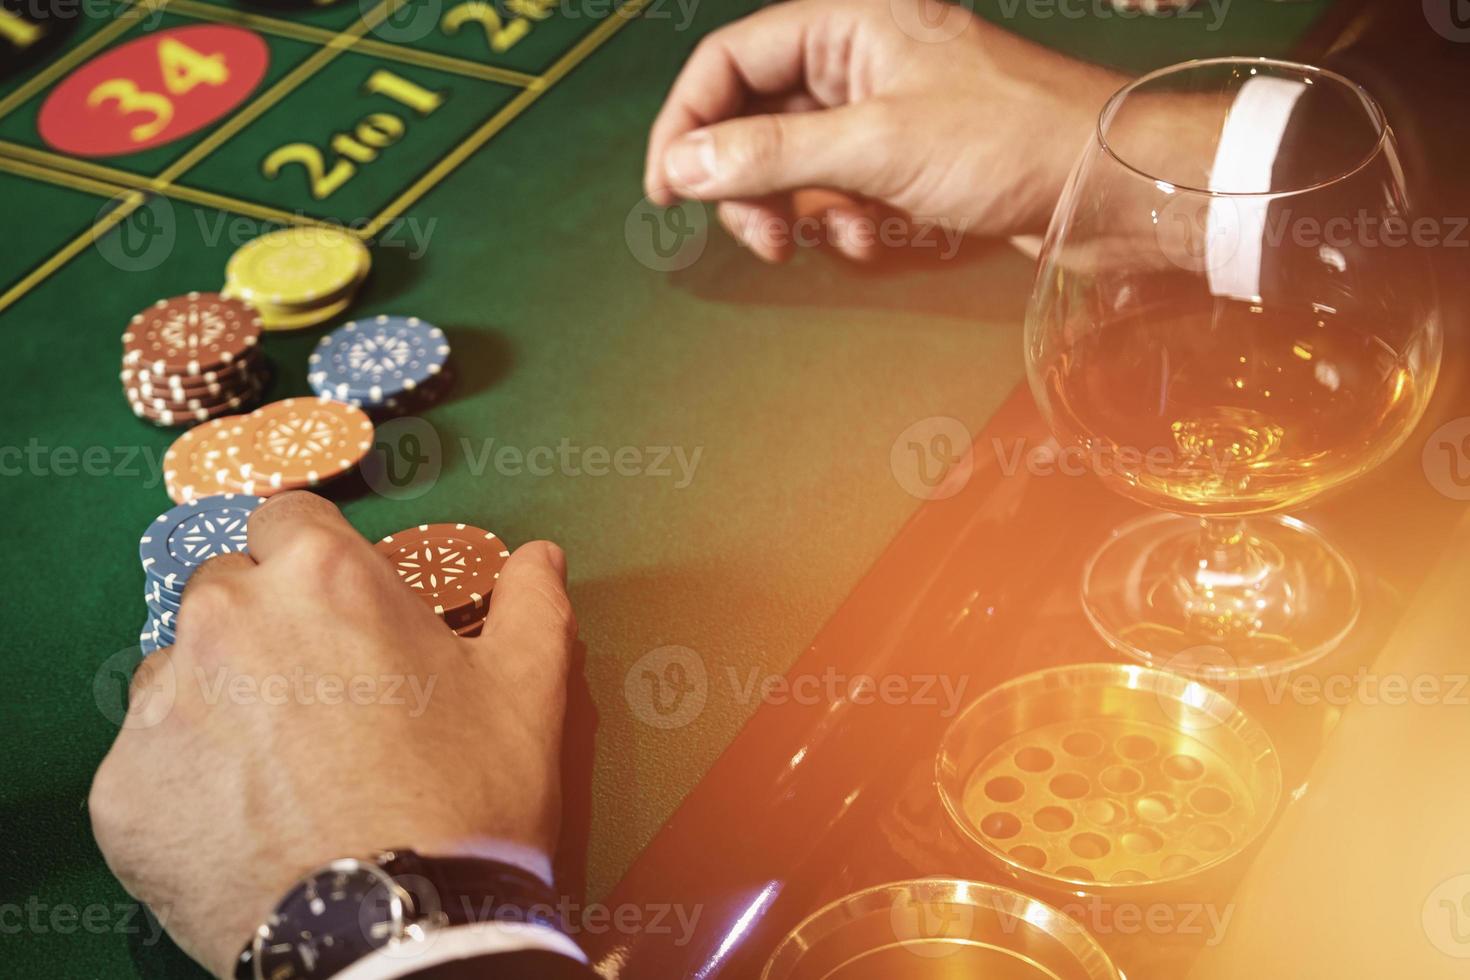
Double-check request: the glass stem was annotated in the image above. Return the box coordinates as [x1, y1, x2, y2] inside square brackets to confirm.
[1198, 517, 1252, 575]
[1182, 517, 1272, 643]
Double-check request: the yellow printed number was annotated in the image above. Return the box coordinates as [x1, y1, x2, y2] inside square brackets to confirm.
[86, 80, 174, 142]
[260, 112, 407, 198]
[262, 144, 356, 200]
[440, 1, 531, 54]
[262, 71, 443, 200]
[157, 38, 229, 95]
[82, 39, 228, 144]
[0, 7, 44, 49]
[505, 0, 557, 20]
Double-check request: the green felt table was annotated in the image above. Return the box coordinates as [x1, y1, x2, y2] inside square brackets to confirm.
[0, 0, 1331, 974]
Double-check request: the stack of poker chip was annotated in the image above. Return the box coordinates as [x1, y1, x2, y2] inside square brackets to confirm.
[161, 396, 375, 505]
[138, 494, 264, 654]
[223, 226, 371, 331]
[307, 315, 453, 416]
[120, 292, 269, 427]
[374, 523, 511, 638]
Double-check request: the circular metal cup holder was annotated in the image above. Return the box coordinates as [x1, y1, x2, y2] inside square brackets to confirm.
[762, 877, 1122, 980]
[936, 663, 1281, 896]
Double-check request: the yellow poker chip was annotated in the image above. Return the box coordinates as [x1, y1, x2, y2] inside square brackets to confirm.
[224, 227, 370, 309]
[225, 290, 355, 333]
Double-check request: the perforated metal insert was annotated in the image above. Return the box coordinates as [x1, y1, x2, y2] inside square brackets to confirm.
[960, 718, 1255, 885]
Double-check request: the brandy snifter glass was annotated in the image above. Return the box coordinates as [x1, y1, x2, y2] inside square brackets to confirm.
[1025, 58, 1441, 679]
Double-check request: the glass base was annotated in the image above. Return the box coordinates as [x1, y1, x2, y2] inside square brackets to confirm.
[1081, 513, 1360, 682]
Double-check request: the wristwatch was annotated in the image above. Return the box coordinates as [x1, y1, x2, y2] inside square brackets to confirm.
[234, 850, 564, 980]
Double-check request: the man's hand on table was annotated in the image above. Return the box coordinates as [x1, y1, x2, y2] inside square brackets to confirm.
[89, 491, 577, 978]
[644, 0, 1125, 262]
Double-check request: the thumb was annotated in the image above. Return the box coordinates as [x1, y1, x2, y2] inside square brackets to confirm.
[478, 540, 577, 672]
[660, 104, 899, 203]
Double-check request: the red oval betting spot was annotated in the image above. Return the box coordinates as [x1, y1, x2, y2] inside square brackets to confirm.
[37, 24, 268, 158]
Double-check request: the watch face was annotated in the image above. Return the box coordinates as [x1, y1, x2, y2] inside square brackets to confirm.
[254, 861, 407, 979]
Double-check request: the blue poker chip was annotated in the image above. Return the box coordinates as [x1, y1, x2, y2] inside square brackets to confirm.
[138, 493, 263, 591]
[145, 574, 184, 605]
[147, 612, 175, 650]
[307, 315, 450, 404]
[151, 609, 175, 635]
[146, 581, 182, 612]
[139, 618, 160, 655]
[144, 592, 178, 632]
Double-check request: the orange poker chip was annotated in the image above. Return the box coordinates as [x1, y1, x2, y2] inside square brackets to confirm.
[121, 291, 262, 376]
[374, 524, 511, 626]
[161, 418, 251, 505]
[229, 396, 375, 494]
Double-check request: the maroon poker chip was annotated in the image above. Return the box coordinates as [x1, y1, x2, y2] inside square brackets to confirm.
[374, 523, 510, 626]
[121, 291, 262, 376]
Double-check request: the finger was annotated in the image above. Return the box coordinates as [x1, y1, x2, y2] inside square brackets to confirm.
[749, 92, 823, 117]
[783, 188, 881, 262]
[823, 205, 884, 263]
[129, 644, 176, 704]
[245, 490, 360, 563]
[183, 551, 255, 592]
[717, 196, 795, 263]
[478, 541, 576, 670]
[658, 104, 898, 204]
[691, 95, 819, 246]
[644, 2, 861, 203]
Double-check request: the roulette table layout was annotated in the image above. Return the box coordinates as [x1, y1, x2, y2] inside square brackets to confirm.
[4, 0, 1469, 977]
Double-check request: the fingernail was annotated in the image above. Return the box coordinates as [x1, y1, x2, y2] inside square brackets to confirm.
[665, 132, 715, 194]
[542, 541, 568, 581]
